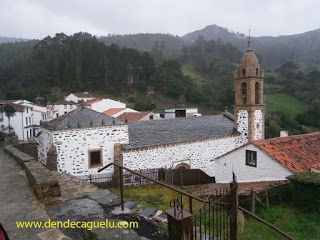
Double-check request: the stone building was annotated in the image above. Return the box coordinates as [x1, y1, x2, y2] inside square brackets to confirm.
[37, 40, 266, 180]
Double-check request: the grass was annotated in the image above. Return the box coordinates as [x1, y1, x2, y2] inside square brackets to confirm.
[181, 64, 206, 86]
[109, 184, 203, 211]
[265, 93, 310, 118]
[241, 205, 320, 240]
[110, 185, 320, 240]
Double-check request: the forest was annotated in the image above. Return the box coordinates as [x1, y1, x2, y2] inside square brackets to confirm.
[0, 32, 319, 137]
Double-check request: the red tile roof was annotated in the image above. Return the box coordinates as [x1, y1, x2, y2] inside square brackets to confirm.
[118, 112, 150, 123]
[254, 132, 320, 173]
[102, 108, 125, 117]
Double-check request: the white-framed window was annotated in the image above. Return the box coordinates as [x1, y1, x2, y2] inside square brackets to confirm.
[26, 117, 28, 125]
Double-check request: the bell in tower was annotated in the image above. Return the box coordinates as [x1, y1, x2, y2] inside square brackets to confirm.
[234, 35, 265, 142]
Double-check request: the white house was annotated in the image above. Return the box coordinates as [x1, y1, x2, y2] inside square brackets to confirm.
[161, 108, 200, 119]
[64, 92, 94, 103]
[0, 101, 35, 141]
[37, 107, 128, 176]
[47, 100, 78, 120]
[84, 98, 126, 113]
[103, 108, 138, 118]
[215, 132, 320, 183]
[14, 100, 48, 124]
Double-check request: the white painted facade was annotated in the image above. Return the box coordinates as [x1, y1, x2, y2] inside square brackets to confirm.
[64, 93, 94, 103]
[122, 135, 247, 177]
[215, 144, 292, 183]
[163, 108, 200, 119]
[37, 125, 129, 176]
[47, 103, 78, 120]
[0, 104, 34, 141]
[253, 110, 264, 140]
[86, 98, 126, 113]
[14, 100, 48, 125]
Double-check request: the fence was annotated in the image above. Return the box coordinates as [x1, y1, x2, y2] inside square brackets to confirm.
[81, 168, 160, 187]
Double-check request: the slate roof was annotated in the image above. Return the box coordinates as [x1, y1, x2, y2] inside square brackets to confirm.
[124, 114, 238, 149]
[51, 99, 78, 105]
[73, 92, 93, 98]
[41, 107, 123, 130]
[253, 132, 320, 173]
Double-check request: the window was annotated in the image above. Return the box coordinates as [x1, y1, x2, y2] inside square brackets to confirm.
[242, 69, 246, 76]
[26, 108, 29, 113]
[56, 113, 59, 118]
[246, 150, 257, 167]
[256, 68, 259, 76]
[88, 149, 103, 168]
[149, 115, 154, 120]
[64, 105, 67, 109]
[30, 129, 32, 137]
[29, 116, 31, 124]
[240, 82, 247, 105]
[255, 82, 260, 104]
[70, 105, 73, 109]
[25, 117, 28, 125]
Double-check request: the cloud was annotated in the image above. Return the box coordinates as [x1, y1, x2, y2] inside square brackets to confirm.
[0, 0, 320, 39]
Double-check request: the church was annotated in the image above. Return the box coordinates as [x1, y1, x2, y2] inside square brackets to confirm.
[37, 40, 266, 180]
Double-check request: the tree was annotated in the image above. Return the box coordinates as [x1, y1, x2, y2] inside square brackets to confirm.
[4, 104, 16, 131]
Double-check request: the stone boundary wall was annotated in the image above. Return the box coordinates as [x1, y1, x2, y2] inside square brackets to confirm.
[4, 145, 61, 200]
[13, 142, 38, 158]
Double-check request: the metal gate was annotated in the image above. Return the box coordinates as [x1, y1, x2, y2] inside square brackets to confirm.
[192, 187, 234, 240]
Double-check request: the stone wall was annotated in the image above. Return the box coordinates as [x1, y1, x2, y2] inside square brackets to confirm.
[38, 125, 129, 177]
[4, 145, 61, 200]
[122, 135, 247, 177]
[14, 142, 38, 158]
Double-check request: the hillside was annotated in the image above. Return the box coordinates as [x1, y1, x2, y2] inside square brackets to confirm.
[182, 25, 320, 69]
[99, 25, 320, 70]
[99, 33, 183, 57]
[0, 36, 30, 44]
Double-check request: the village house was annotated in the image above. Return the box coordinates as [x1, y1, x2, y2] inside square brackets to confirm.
[214, 132, 320, 183]
[0, 100, 35, 140]
[84, 98, 127, 113]
[103, 107, 138, 118]
[64, 92, 94, 103]
[37, 40, 267, 180]
[117, 111, 162, 122]
[37, 107, 128, 176]
[46, 99, 78, 120]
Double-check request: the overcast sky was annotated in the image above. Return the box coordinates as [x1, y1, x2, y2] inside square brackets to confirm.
[1, 0, 320, 39]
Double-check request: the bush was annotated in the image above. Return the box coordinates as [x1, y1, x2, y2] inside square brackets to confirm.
[0, 131, 5, 142]
[287, 172, 320, 211]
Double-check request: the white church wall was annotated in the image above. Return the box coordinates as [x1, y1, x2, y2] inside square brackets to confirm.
[253, 110, 263, 140]
[215, 144, 292, 183]
[122, 135, 247, 177]
[37, 125, 129, 176]
[236, 110, 248, 137]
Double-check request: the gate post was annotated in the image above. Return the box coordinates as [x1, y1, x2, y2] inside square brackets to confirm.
[230, 174, 239, 240]
[113, 143, 123, 187]
[166, 208, 193, 240]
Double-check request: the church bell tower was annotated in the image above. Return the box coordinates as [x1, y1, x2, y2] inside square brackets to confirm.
[234, 37, 265, 142]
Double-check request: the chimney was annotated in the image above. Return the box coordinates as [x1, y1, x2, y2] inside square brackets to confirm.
[280, 130, 289, 137]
